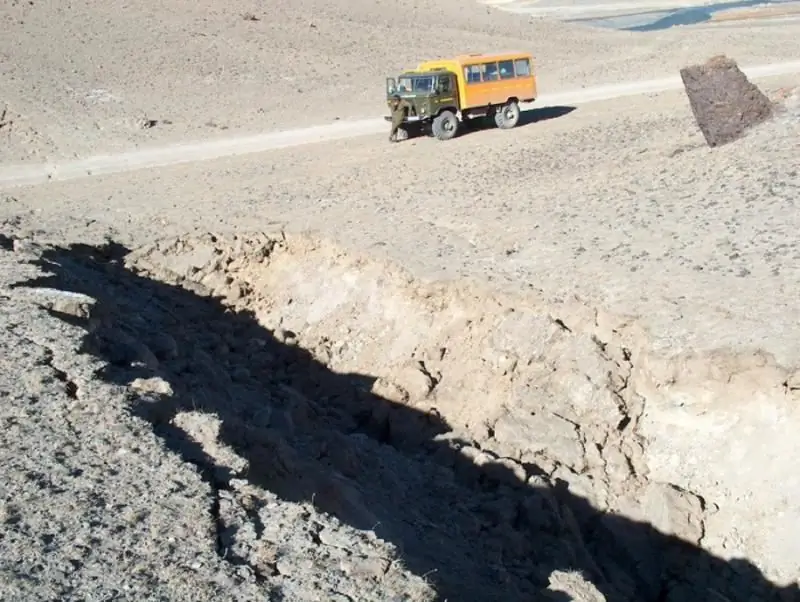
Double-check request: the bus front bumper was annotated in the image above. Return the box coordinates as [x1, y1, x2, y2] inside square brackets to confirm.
[384, 115, 424, 123]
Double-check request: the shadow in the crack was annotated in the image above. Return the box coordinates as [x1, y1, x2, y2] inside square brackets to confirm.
[11, 237, 799, 602]
[0, 233, 14, 251]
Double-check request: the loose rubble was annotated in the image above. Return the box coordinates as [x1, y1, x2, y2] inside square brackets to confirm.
[2, 229, 797, 601]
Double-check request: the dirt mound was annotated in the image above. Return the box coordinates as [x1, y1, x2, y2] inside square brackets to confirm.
[3, 230, 800, 601]
[680, 55, 775, 147]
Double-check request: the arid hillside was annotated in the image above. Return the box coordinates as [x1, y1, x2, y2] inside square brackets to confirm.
[1, 0, 800, 601]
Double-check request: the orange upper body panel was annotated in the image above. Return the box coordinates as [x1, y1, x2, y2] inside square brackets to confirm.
[416, 52, 537, 110]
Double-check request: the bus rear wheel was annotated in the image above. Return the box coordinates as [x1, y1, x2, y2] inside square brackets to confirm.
[432, 110, 459, 140]
[494, 101, 520, 129]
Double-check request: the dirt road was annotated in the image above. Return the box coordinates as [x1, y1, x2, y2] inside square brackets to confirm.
[2, 59, 799, 190]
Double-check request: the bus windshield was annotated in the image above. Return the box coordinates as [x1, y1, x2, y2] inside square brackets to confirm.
[395, 76, 434, 95]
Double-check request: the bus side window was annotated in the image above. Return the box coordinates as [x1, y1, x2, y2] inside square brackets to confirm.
[514, 58, 531, 77]
[499, 60, 515, 79]
[465, 65, 482, 84]
[484, 62, 499, 81]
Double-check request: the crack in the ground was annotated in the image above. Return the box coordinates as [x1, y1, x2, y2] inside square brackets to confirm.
[10, 233, 797, 602]
[169, 440, 269, 584]
[39, 345, 80, 400]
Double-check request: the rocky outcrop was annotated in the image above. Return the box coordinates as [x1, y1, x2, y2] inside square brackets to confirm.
[680, 55, 774, 147]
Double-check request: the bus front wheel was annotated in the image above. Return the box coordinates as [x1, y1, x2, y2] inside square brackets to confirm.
[432, 110, 459, 140]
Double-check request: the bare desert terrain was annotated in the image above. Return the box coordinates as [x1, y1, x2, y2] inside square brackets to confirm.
[2, 0, 800, 601]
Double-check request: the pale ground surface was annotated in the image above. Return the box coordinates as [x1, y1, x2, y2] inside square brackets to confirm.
[5, 81, 800, 363]
[4, 60, 800, 189]
[3, 0, 800, 162]
[3, 0, 800, 600]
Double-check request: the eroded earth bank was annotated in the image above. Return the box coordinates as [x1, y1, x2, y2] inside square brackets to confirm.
[2, 229, 799, 601]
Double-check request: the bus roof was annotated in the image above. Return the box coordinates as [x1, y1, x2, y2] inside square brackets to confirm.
[415, 52, 533, 71]
[452, 52, 533, 64]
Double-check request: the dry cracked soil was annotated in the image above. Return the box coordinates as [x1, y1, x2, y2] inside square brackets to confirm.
[2, 0, 800, 601]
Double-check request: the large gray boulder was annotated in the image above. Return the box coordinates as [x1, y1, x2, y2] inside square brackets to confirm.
[679, 55, 774, 147]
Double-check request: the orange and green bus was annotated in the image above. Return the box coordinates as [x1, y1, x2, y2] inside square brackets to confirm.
[386, 52, 538, 140]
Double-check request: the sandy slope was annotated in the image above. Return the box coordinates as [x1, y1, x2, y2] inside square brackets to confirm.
[2, 0, 800, 163]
